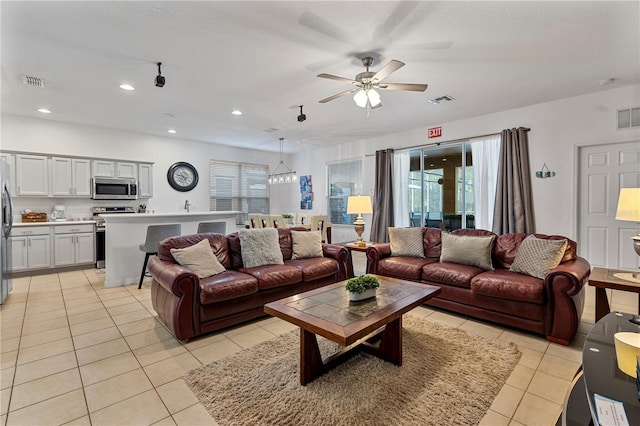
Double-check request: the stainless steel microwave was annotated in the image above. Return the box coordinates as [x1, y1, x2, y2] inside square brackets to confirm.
[92, 177, 138, 200]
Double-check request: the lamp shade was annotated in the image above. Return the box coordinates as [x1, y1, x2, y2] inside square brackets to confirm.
[614, 332, 640, 377]
[347, 195, 372, 214]
[615, 188, 640, 221]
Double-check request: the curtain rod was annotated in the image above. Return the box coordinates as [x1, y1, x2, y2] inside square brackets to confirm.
[364, 127, 530, 157]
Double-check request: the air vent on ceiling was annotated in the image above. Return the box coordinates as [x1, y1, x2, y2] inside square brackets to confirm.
[617, 107, 640, 129]
[428, 95, 455, 105]
[263, 128, 279, 133]
[22, 75, 45, 88]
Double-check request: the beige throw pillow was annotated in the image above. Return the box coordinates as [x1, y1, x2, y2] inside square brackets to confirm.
[291, 230, 323, 259]
[510, 235, 568, 279]
[238, 228, 284, 268]
[440, 232, 495, 270]
[389, 227, 425, 258]
[170, 239, 225, 278]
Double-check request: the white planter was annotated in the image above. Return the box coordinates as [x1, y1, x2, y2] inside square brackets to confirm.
[348, 288, 377, 302]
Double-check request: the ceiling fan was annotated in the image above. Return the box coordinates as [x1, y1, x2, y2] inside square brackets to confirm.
[317, 56, 428, 109]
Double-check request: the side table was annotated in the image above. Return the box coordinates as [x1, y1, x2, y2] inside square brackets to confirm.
[588, 267, 640, 321]
[340, 242, 375, 278]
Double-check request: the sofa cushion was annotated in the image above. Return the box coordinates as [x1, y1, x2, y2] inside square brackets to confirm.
[509, 235, 568, 279]
[170, 239, 226, 278]
[440, 232, 495, 270]
[240, 264, 302, 290]
[378, 256, 435, 280]
[286, 258, 338, 282]
[238, 228, 284, 268]
[422, 262, 484, 289]
[199, 270, 259, 305]
[291, 230, 323, 259]
[389, 227, 425, 258]
[471, 269, 544, 304]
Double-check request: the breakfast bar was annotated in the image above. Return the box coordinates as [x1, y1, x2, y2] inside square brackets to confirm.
[101, 211, 240, 287]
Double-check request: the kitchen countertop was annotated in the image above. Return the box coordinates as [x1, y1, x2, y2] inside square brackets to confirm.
[13, 220, 96, 227]
[99, 211, 241, 221]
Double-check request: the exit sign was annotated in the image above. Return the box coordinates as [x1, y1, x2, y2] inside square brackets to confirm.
[428, 126, 442, 138]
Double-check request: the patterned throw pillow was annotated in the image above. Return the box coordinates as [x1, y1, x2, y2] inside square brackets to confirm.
[510, 235, 567, 279]
[170, 239, 226, 278]
[291, 230, 323, 259]
[238, 228, 284, 268]
[389, 227, 425, 258]
[439, 232, 495, 270]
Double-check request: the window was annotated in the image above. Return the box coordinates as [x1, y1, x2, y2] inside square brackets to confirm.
[210, 160, 268, 224]
[327, 159, 362, 225]
[455, 166, 474, 215]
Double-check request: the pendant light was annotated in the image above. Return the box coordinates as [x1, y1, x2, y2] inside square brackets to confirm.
[268, 138, 297, 185]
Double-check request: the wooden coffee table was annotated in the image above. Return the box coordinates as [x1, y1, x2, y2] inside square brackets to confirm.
[264, 275, 441, 385]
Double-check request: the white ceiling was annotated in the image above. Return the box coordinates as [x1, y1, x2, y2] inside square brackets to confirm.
[2, 1, 639, 153]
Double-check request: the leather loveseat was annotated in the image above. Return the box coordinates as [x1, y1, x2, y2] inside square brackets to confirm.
[366, 228, 591, 345]
[149, 228, 349, 342]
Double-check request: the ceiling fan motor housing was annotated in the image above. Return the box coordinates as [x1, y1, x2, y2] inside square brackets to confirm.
[356, 71, 376, 84]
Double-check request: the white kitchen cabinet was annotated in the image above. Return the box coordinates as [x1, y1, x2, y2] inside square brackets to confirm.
[0, 153, 16, 193]
[16, 154, 48, 196]
[53, 224, 94, 266]
[93, 160, 115, 177]
[117, 162, 137, 179]
[137, 163, 153, 198]
[50, 157, 92, 197]
[10, 227, 51, 271]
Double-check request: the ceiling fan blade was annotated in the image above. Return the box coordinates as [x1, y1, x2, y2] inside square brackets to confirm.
[373, 60, 405, 82]
[319, 88, 358, 103]
[317, 73, 358, 84]
[378, 83, 428, 92]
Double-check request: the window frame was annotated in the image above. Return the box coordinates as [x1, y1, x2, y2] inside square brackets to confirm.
[326, 158, 362, 225]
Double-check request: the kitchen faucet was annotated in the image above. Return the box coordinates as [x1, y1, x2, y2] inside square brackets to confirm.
[184, 200, 193, 213]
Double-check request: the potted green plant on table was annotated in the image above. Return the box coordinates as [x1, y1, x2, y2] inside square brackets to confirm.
[282, 213, 293, 225]
[345, 275, 380, 301]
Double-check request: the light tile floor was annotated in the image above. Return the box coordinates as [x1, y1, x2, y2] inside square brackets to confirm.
[0, 253, 637, 425]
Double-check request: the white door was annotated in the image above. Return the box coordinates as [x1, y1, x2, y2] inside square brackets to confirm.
[117, 162, 137, 179]
[75, 233, 95, 264]
[578, 141, 640, 269]
[54, 234, 75, 266]
[27, 235, 51, 269]
[11, 237, 27, 271]
[16, 154, 48, 196]
[50, 157, 73, 196]
[72, 159, 92, 196]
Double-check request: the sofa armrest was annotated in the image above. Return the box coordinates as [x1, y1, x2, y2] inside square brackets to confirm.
[148, 256, 200, 341]
[322, 243, 350, 281]
[544, 256, 591, 345]
[365, 243, 391, 274]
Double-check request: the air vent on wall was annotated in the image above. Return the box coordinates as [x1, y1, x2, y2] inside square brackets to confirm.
[22, 75, 45, 88]
[618, 107, 640, 129]
[428, 95, 455, 105]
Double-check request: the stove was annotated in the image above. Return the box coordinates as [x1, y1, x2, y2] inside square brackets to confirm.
[92, 206, 135, 268]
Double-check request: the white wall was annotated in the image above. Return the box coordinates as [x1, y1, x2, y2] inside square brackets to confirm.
[291, 85, 640, 242]
[1, 114, 287, 220]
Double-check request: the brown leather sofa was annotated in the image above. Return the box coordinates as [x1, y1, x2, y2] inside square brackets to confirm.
[149, 228, 349, 342]
[366, 228, 591, 345]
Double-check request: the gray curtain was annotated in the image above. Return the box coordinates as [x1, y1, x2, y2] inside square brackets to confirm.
[492, 128, 535, 234]
[370, 149, 394, 242]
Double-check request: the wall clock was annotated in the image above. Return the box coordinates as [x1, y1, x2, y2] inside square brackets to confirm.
[167, 162, 199, 192]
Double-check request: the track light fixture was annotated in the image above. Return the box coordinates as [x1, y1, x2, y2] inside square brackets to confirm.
[297, 105, 306, 122]
[155, 62, 165, 88]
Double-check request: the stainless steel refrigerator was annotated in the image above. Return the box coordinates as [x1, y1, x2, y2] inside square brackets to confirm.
[1, 159, 13, 304]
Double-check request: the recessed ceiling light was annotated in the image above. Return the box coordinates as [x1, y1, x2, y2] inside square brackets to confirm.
[167, 129, 177, 134]
[231, 110, 242, 116]
[119, 84, 135, 91]
[37, 108, 52, 114]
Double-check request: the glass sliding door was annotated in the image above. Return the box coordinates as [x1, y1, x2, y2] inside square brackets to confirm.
[407, 143, 475, 230]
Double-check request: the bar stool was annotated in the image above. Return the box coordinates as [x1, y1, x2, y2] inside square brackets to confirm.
[197, 221, 226, 234]
[138, 224, 181, 289]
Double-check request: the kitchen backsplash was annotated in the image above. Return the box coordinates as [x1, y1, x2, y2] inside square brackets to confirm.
[12, 198, 146, 222]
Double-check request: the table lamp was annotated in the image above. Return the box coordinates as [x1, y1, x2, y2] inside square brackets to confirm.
[615, 188, 640, 279]
[347, 195, 372, 247]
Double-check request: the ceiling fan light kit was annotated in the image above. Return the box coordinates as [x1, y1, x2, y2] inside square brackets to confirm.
[318, 56, 428, 111]
[268, 138, 297, 185]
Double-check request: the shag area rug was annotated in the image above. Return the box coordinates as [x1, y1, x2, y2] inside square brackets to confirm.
[184, 315, 520, 426]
